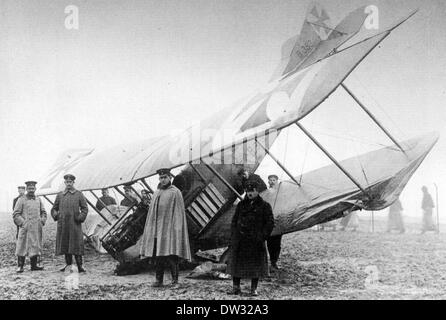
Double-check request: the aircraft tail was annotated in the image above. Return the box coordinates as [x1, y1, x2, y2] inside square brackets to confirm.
[271, 3, 370, 81]
[270, 2, 331, 81]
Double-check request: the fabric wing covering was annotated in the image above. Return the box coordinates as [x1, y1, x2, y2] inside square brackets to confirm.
[37, 24, 403, 195]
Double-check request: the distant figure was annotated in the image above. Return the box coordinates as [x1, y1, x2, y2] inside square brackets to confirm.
[387, 199, 405, 233]
[120, 185, 138, 208]
[319, 221, 337, 232]
[138, 189, 152, 209]
[236, 168, 268, 194]
[140, 168, 191, 287]
[95, 188, 116, 212]
[421, 186, 436, 233]
[228, 181, 274, 296]
[12, 181, 47, 273]
[265, 174, 282, 270]
[13, 186, 26, 239]
[339, 211, 359, 232]
[51, 174, 88, 272]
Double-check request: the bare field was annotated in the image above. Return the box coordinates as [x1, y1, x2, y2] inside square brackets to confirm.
[1, 212, 445, 300]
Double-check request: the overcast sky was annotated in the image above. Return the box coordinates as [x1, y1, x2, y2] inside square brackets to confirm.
[1, 0, 445, 222]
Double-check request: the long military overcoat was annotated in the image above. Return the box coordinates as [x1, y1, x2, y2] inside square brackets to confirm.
[51, 189, 88, 255]
[140, 184, 191, 261]
[13, 195, 47, 257]
[228, 195, 274, 279]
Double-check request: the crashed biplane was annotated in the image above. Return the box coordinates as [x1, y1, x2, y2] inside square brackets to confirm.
[37, 3, 438, 267]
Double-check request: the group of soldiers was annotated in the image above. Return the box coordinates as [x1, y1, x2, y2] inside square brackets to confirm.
[319, 186, 437, 234]
[12, 175, 89, 273]
[12, 167, 438, 296]
[11, 167, 283, 296]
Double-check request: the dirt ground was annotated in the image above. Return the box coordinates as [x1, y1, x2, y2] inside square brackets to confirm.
[1, 212, 446, 300]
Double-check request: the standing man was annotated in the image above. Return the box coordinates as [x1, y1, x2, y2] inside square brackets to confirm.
[12, 181, 46, 273]
[13, 186, 26, 239]
[120, 185, 138, 208]
[421, 186, 436, 233]
[51, 174, 88, 272]
[265, 174, 282, 270]
[236, 168, 267, 194]
[140, 168, 191, 287]
[387, 198, 405, 233]
[228, 181, 274, 296]
[95, 188, 117, 212]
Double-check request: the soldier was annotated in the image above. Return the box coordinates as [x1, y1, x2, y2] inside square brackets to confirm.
[12, 181, 47, 273]
[387, 199, 405, 233]
[51, 174, 88, 272]
[140, 168, 191, 287]
[236, 168, 268, 194]
[228, 181, 274, 296]
[421, 186, 436, 233]
[265, 174, 282, 270]
[95, 188, 117, 212]
[120, 184, 138, 208]
[13, 186, 26, 240]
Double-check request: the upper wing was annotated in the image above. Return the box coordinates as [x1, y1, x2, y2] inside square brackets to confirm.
[37, 11, 414, 195]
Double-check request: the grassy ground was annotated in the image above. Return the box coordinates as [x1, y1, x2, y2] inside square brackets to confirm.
[1, 211, 445, 300]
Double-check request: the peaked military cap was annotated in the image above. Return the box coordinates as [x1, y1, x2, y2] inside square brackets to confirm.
[24, 181, 37, 187]
[245, 180, 259, 191]
[156, 168, 171, 176]
[63, 174, 76, 181]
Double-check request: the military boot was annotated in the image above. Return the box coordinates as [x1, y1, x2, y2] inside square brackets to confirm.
[75, 255, 86, 273]
[152, 262, 164, 287]
[60, 254, 72, 272]
[152, 270, 164, 287]
[30, 255, 44, 271]
[250, 278, 259, 297]
[227, 278, 241, 295]
[16, 256, 25, 273]
[170, 262, 179, 285]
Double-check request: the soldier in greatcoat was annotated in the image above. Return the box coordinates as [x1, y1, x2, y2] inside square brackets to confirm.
[421, 186, 436, 233]
[387, 199, 405, 233]
[51, 174, 88, 272]
[12, 181, 47, 273]
[228, 181, 274, 296]
[140, 168, 191, 287]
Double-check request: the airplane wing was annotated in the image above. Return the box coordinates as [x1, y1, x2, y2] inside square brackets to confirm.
[37, 11, 414, 196]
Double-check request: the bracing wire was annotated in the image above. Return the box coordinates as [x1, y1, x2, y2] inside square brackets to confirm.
[351, 74, 408, 145]
[298, 116, 317, 185]
[280, 127, 291, 181]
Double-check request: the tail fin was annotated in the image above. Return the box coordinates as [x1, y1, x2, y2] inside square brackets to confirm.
[271, 3, 370, 81]
[270, 2, 331, 81]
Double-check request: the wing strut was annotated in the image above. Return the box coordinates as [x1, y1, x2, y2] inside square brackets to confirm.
[84, 197, 112, 225]
[141, 178, 154, 194]
[189, 162, 207, 183]
[43, 195, 54, 206]
[295, 122, 370, 197]
[201, 159, 243, 200]
[255, 137, 301, 187]
[129, 185, 142, 201]
[89, 191, 117, 220]
[341, 83, 407, 155]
